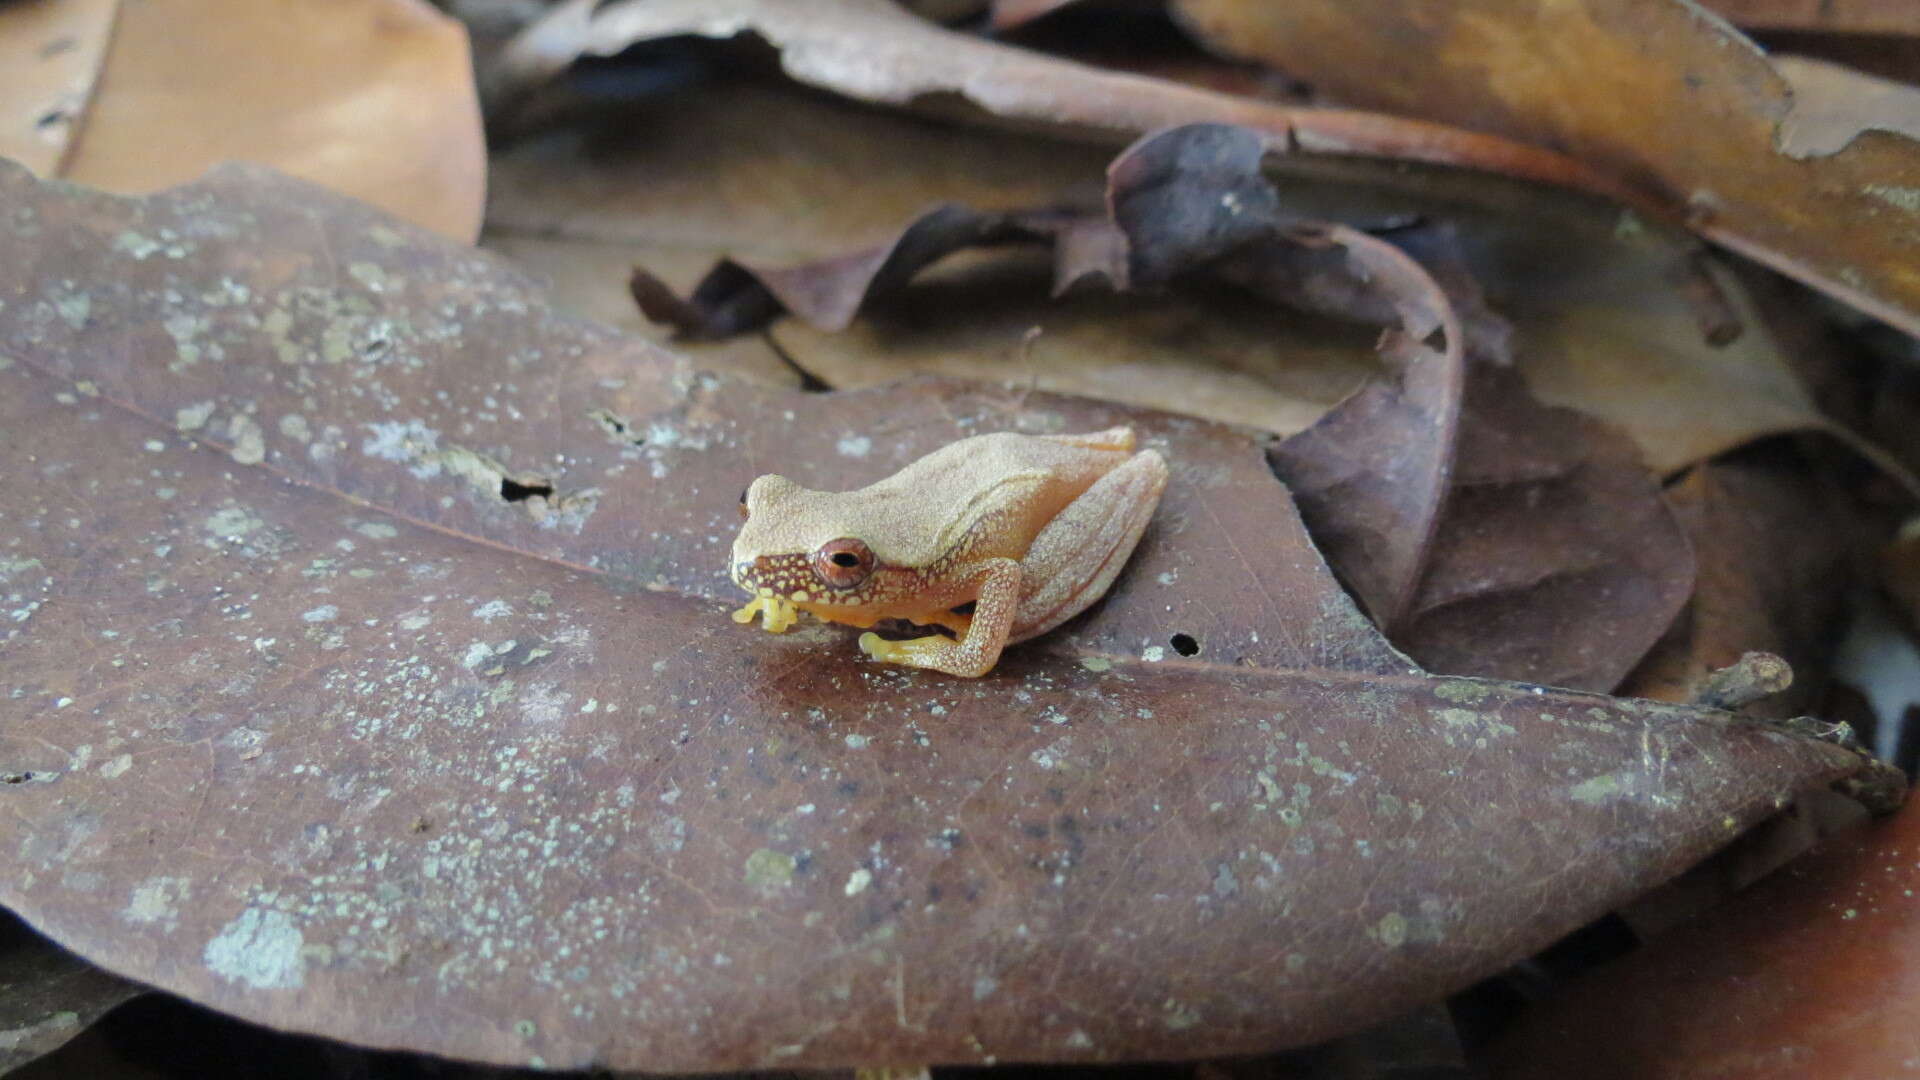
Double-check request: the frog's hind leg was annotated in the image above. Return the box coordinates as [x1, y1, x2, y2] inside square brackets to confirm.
[860, 558, 1022, 677]
[1011, 448, 1168, 644]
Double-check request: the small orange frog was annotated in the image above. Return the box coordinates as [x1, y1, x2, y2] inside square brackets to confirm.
[728, 427, 1167, 676]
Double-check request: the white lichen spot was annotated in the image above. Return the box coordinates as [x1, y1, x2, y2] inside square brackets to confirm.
[836, 434, 873, 458]
[399, 614, 432, 631]
[649, 816, 687, 854]
[1065, 1030, 1094, 1050]
[1375, 911, 1408, 948]
[143, 439, 166, 453]
[175, 401, 216, 432]
[124, 876, 189, 926]
[278, 415, 311, 443]
[1570, 771, 1632, 804]
[844, 868, 873, 897]
[227, 415, 266, 465]
[472, 599, 512, 621]
[844, 733, 869, 749]
[972, 975, 998, 1001]
[1141, 645, 1166, 662]
[743, 848, 796, 894]
[97, 753, 132, 779]
[1079, 656, 1113, 673]
[355, 522, 399, 540]
[301, 605, 338, 623]
[204, 907, 305, 990]
[361, 420, 439, 465]
[461, 642, 493, 669]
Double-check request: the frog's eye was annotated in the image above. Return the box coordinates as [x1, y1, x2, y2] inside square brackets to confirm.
[738, 487, 750, 519]
[811, 538, 874, 590]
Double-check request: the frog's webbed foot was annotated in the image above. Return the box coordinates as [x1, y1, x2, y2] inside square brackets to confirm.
[732, 594, 800, 633]
[859, 559, 1021, 677]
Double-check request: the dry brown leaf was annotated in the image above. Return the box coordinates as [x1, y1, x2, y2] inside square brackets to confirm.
[1486, 796, 1920, 1080]
[57, 0, 484, 242]
[0, 160, 1899, 1070]
[494, 0, 1639, 202]
[0, 0, 118, 176]
[1170, 0, 1920, 338]
[1625, 449, 1855, 718]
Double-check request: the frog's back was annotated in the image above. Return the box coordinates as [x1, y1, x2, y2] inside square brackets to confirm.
[855, 429, 1136, 566]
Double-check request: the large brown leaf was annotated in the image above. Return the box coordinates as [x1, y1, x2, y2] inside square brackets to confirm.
[1486, 795, 1920, 1080]
[0, 160, 1897, 1070]
[1170, 0, 1920, 339]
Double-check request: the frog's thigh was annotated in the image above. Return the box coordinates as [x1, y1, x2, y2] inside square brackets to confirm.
[1011, 449, 1168, 643]
[1037, 426, 1135, 453]
[860, 558, 1022, 677]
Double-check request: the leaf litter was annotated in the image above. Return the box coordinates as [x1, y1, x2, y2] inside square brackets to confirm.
[0, 155, 1902, 1073]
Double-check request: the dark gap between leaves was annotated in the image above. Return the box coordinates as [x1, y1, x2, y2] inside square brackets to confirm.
[1170, 633, 1200, 657]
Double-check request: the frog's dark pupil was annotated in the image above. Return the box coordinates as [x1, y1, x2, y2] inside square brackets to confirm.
[831, 552, 860, 568]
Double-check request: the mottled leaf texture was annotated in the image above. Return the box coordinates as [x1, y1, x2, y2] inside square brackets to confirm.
[1487, 796, 1920, 1080]
[0, 161, 1898, 1071]
[0, 913, 144, 1074]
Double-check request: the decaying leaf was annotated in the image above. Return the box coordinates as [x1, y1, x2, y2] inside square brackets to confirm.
[587, 77, 1833, 473]
[0, 161, 1899, 1071]
[0, 0, 118, 177]
[1282, 360, 1697, 693]
[56, 0, 485, 241]
[0, 913, 145, 1074]
[493, 0, 1638, 202]
[1625, 449, 1855, 717]
[1169, 0, 1920, 338]
[1486, 796, 1920, 1080]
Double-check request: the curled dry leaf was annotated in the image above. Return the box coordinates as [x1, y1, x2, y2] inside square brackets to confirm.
[0, 913, 145, 1074]
[1169, 0, 1920, 338]
[1704, 0, 1920, 33]
[494, 0, 1639, 203]
[52, 0, 485, 241]
[1486, 795, 1920, 1080]
[0, 161, 1900, 1070]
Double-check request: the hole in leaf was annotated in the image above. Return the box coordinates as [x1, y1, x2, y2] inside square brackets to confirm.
[499, 477, 554, 502]
[1170, 633, 1199, 656]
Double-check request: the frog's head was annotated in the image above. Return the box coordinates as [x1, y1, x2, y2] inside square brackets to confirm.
[729, 475, 892, 620]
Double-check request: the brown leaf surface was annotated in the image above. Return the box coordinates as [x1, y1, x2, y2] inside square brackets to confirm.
[57, 0, 484, 242]
[1485, 795, 1920, 1080]
[0, 0, 118, 177]
[0, 913, 145, 1075]
[1170, 0, 1920, 338]
[1282, 359, 1696, 693]
[1625, 449, 1854, 718]
[0, 161, 1897, 1071]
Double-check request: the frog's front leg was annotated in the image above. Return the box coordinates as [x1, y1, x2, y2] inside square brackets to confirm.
[859, 559, 1022, 677]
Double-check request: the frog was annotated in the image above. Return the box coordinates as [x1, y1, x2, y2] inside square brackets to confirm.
[729, 426, 1168, 677]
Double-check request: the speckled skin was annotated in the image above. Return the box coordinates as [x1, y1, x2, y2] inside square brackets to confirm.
[730, 427, 1168, 676]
